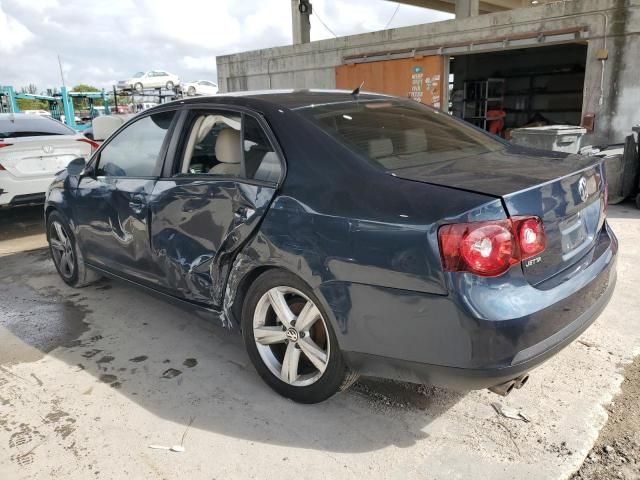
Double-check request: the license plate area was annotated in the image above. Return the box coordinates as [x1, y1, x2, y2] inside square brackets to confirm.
[17, 155, 74, 175]
[559, 212, 589, 259]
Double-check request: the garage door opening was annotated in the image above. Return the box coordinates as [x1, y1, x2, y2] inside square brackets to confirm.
[449, 43, 588, 138]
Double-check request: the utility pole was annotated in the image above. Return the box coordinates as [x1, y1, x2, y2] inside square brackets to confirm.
[291, 0, 312, 44]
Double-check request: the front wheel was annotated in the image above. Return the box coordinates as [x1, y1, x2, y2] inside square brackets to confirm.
[242, 270, 358, 403]
[187, 86, 196, 96]
[134, 82, 144, 93]
[166, 81, 175, 90]
[47, 211, 101, 288]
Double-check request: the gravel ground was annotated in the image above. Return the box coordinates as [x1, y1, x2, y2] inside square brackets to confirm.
[572, 356, 640, 480]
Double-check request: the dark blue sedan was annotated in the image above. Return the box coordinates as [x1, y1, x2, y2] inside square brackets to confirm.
[45, 90, 617, 403]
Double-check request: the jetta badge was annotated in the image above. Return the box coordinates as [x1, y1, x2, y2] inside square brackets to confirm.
[42, 144, 54, 154]
[578, 176, 588, 203]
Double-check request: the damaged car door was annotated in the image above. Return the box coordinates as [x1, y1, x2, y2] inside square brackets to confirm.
[148, 108, 282, 307]
[74, 109, 177, 279]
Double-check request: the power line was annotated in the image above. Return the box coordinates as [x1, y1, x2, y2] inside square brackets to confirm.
[384, 4, 401, 29]
[313, 10, 337, 38]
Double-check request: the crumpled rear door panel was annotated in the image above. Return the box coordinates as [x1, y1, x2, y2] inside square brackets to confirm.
[149, 178, 275, 306]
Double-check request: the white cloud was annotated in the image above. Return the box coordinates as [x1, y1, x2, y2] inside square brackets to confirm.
[10, 0, 59, 13]
[181, 55, 217, 72]
[0, 4, 33, 53]
[0, 0, 452, 91]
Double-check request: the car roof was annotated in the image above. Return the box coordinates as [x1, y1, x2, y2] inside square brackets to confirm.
[167, 89, 392, 111]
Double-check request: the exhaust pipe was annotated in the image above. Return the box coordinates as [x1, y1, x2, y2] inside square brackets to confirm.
[488, 374, 529, 396]
[513, 374, 529, 389]
[489, 379, 516, 397]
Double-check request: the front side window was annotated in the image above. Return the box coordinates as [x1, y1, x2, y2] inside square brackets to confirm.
[177, 111, 281, 183]
[300, 99, 504, 172]
[97, 110, 175, 177]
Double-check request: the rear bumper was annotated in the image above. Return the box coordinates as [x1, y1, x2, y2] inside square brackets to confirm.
[344, 262, 616, 390]
[321, 223, 617, 390]
[0, 173, 54, 206]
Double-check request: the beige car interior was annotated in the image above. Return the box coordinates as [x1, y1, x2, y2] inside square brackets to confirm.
[181, 114, 242, 176]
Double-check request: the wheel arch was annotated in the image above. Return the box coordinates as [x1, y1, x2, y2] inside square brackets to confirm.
[44, 204, 58, 221]
[228, 265, 292, 331]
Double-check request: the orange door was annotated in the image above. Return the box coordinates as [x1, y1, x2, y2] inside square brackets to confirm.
[335, 56, 445, 109]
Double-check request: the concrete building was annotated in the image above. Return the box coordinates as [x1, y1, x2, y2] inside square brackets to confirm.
[217, 0, 640, 146]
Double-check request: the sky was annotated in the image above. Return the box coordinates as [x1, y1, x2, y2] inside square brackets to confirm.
[0, 0, 452, 92]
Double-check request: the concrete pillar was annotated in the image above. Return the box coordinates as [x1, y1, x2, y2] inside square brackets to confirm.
[455, 0, 479, 18]
[291, 0, 311, 44]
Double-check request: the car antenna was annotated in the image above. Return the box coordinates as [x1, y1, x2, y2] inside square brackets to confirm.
[351, 81, 365, 97]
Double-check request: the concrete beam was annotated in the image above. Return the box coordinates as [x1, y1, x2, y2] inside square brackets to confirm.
[386, 0, 527, 14]
[291, 0, 311, 44]
[455, 0, 480, 17]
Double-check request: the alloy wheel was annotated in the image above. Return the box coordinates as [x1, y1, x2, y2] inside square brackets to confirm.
[49, 221, 75, 279]
[253, 286, 330, 387]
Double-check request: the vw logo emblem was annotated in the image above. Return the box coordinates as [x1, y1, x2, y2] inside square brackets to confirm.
[285, 328, 299, 342]
[42, 144, 54, 154]
[578, 177, 589, 203]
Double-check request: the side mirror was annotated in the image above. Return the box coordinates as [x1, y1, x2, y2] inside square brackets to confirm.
[67, 157, 86, 176]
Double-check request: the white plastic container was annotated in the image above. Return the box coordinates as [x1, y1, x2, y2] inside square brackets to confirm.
[510, 125, 587, 154]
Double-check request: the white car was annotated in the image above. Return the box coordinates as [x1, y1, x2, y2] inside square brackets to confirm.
[23, 109, 52, 118]
[0, 114, 98, 207]
[180, 80, 218, 96]
[117, 70, 181, 92]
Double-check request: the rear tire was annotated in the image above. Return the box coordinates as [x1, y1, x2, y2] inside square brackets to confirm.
[166, 81, 175, 90]
[134, 82, 143, 93]
[241, 270, 358, 403]
[47, 211, 101, 288]
[187, 86, 196, 96]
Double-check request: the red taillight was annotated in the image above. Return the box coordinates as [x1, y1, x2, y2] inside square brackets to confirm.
[461, 223, 515, 276]
[516, 217, 545, 257]
[76, 138, 100, 153]
[438, 216, 545, 277]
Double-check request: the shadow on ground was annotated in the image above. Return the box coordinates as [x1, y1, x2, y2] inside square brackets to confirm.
[0, 206, 45, 242]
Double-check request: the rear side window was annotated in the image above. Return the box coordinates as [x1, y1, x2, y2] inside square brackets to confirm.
[300, 100, 504, 171]
[177, 111, 243, 177]
[176, 111, 281, 183]
[243, 116, 281, 183]
[97, 110, 175, 177]
[0, 116, 75, 138]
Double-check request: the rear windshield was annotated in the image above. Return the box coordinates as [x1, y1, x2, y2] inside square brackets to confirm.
[299, 99, 504, 171]
[0, 116, 76, 139]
